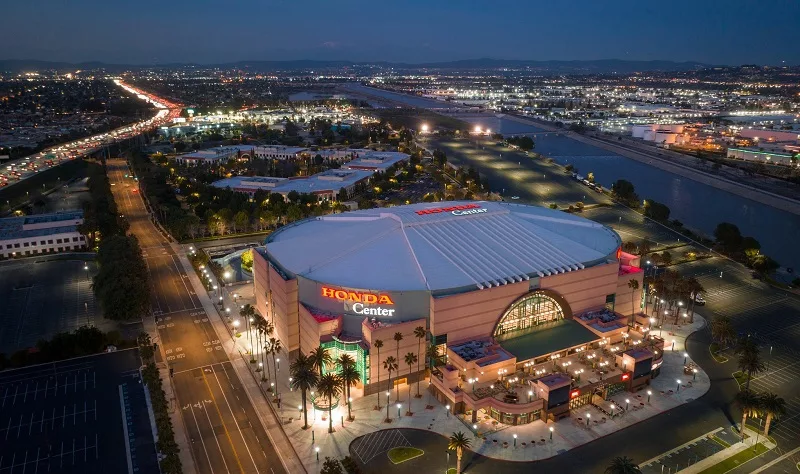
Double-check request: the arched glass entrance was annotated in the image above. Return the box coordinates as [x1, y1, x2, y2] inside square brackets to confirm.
[494, 292, 565, 337]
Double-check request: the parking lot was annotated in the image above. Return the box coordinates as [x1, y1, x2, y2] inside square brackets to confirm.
[639, 428, 741, 474]
[0, 350, 157, 474]
[0, 259, 123, 353]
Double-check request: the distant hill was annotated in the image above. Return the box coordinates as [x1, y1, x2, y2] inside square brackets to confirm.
[0, 58, 714, 75]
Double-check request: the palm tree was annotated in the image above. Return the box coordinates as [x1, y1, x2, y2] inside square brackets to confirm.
[383, 356, 398, 421]
[268, 337, 282, 393]
[373, 339, 384, 409]
[448, 431, 472, 474]
[736, 390, 762, 439]
[427, 344, 440, 370]
[605, 456, 641, 474]
[239, 304, 256, 361]
[711, 315, 736, 349]
[310, 345, 332, 378]
[760, 392, 786, 437]
[393, 332, 403, 401]
[340, 364, 360, 421]
[736, 345, 765, 391]
[404, 352, 418, 410]
[317, 373, 342, 433]
[685, 276, 704, 323]
[413, 326, 426, 398]
[627, 279, 639, 327]
[289, 354, 319, 429]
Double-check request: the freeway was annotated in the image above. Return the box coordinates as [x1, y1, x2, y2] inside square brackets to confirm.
[107, 158, 285, 474]
[0, 81, 180, 190]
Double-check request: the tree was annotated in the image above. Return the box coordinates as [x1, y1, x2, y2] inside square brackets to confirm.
[383, 356, 398, 421]
[587, 172, 595, 184]
[310, 345, 332, 378]
[403, 352, 418, 411]
[319, 457, 343, 474]
[714, 222, 743, 253]
[611, 179, 639, 206]
[760, 392, 786, 437]
[737, 345, 765, 391]
[317, 373, 342, 433]
[413, 326, 426, 398]
[240, 249, 254, 274]
[93, 235, 150, 321]
[372, 339, 384, 409]
[448, 431, 472, 474]
[643, 200, 670, 222]
[710, 315, 736, 348]
[268, 337, 282, 392]
[233, 210, 250, 233]
[627, 279, 639, 326]
[290, 354, 319, 429]
[339, 354, 359, 421]
[605, 456, 642, 474]
[736, 390, 762, 439]
[393, 332, 404, 401]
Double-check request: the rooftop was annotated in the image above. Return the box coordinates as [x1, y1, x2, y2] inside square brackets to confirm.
[213, 168, 374, 195]
[0, 210, 83, 240]
[343, 151, 409, 171]
[264, 201, 621, 293]
[496, 319, 600, 361]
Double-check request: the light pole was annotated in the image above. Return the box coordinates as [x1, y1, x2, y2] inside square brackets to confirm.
[528, 390, 533, 403]
[83, 262, 89, 281]
[586, 413, 591, 427]
[315, 446, 320, 462]
[676, 379, 682, 392]
[647, 390, 652, 404]
[386, 392, 391, 421]
[625, 399, 630, 411]
[397, 403, 401, 419]
[693, 368, 698, 381]
[445, 404, 450, 418]
[513, 433, 517, 447]
[610, 404, 615, 417]
[683, 352, 688, 365]
[549, 426, 554, 441]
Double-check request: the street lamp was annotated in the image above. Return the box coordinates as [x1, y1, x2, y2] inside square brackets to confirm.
[647, 390, 652, 403]
[315, 446, 320, 462]
[625, 399, 630, 411]
[610, 404, 615, 417]
[693, 368, 698, 381]
[445, 404, 450, 418]
[513, 433, 517, 447]
[528, 390, 533, 402]
[586, 413, 591, 427]
[676, 379, 682, 392]
[683, 352, 688, 365]
[549, 426, 554, 441]
[397, 403, 401, 418]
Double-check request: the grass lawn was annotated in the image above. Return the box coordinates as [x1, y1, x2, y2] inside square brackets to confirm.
[698, 443, 768, 474]
[446, 469, 457, 474]
[732, 371, 749, 389]
[710, 435, 732, 448]
[388, 447, 424, 464]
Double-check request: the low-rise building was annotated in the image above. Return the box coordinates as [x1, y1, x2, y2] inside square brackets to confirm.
[727, 147, 799, 166]
[342, 151, 409, 171]
[0, 211, 86, 259]
[213, 168, 374, 201]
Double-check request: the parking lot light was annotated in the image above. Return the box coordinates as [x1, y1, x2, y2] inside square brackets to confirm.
[549, 426, 554, 441]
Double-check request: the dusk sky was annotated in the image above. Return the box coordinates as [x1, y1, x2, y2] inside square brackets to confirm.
[3, 0, 799, 65]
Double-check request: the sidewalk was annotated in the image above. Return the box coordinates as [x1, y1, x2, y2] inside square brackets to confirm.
[173, 245, 307, 474]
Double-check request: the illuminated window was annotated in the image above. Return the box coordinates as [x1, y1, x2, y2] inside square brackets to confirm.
[494, 292, 565, 337]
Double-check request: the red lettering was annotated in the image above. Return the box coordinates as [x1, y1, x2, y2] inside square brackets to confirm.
[321, 286, 395, 305]
[415, 203, 481, 215]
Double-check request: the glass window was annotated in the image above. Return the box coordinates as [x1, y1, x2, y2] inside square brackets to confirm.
[495, 292, 565, 337]
[605, 294, 616, 311]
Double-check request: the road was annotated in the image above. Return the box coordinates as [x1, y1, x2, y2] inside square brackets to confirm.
[107, 158, 285, 474]
[0, 81, 179, 191]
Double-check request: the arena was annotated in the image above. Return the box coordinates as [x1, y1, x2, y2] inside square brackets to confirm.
[253, 201, 663, 424]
